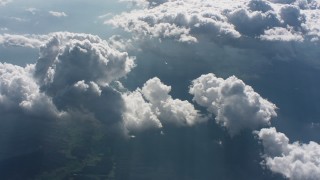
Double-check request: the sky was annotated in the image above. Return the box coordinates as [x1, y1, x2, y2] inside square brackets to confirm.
[0, 0, 320, 179]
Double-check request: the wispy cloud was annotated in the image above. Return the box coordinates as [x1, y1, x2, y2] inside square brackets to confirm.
[49, 11, 68, 17]
[0, 0, 12, 6]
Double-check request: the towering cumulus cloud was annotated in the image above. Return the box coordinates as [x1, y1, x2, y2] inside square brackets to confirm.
[0, 32, 136, 127]
[256, 127, 320, 180]
[123, 77, 206, 133]
[109, 0, 320, 43]
[34, 32, 135, 125]
[190, 73, 277, 136]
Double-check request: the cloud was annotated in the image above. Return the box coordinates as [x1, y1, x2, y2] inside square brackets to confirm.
[98, 13, 113, 19]
[0, 27, 8, 31]
[32, 32, 136, 126]
[256, 127, 320, 180]
[0, 32, 136, 129]
[26, 8, 38, 15]
[122, 89, 162, 132]
[35, 33, 135, 88]
[141, 77, 207, 126]
[260, 27, 304, 41]
[0, 0, 11, 6]
[2, 31, 223, 137]
[119, 0, 149, 7]
[122, 77, 207, 133]
[0, 31, 138, 162]
[110, 0, 320, 43]
[189, 73, 277, 136]
[49, 11, 68, 17]
[0, 34, 48, 48]
[0, 63, 61, 118]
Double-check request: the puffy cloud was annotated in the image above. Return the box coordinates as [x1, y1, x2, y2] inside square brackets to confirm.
[189, 73, 277, 136]
[260, 27, 304, 41]
[31, 32, 136, 127]
[0, 31, 137, 163]
[49, 11, 68, 17]
[0, 32, 136, 128]
[142, 77, 207, 126]
[110, 0, 320, 43]
[0, 63, 61, 118]
[122, 89, 162, 132]
[34, 32, 135, 89]
[122, 77, 206, 133]
[108, 0, 241, 43]
[279, 4, 305, 27]
[256, 127, 320, 180]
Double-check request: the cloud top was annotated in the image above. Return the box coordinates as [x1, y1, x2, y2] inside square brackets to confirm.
[256, 127, 320, 180]
[190, 73, 277, 136]
[110, 0, 320, 43]
[1, 32, 136, 130]
[123, 77, 207, 133]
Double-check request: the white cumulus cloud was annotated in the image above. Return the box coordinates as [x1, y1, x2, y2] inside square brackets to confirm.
[256, 127, 320, 180]
[189, 73, 277, 136]
[110, 0, 320, 43]
[0, 63, 61, 118]
[122, 89, 162, 132]
[122, 77, 206, 133]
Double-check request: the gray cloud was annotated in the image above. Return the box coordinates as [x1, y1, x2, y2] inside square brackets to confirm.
[0, 32, 136, 131]
[34, 33, 135, 90]
[1, 31, 212, 137]
[189, 73, 277, 136]
[256, 127, 320, 180]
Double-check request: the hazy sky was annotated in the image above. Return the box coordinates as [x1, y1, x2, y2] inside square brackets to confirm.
[1, 0, 320, 179]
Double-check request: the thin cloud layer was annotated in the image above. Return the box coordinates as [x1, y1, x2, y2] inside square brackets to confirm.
[110, 0, 320, 43]
[0, 0, 11, 6]
[190, 73, 277, 136]
[0, 34, 48, 48]
[123, 77, 206, 133]
[256, 127, 320, 180]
